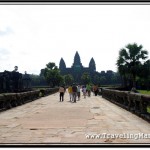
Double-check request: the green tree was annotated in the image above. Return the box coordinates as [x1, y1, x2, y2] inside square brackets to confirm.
[46, 62, 57, 70]
[81, 72, 91, 85]
[30, 74, 47, 86]
[41, 62, 63, 87]
[138, 59, 150, 90]
[113, 72, 122, 85]
[93, 74, 100, 85]
[64, 74, 74, 86]
[117, 43, 148, 89]
[99, 76, 107, 85]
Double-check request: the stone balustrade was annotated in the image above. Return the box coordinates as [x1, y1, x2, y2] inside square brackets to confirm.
[101, 88, 150, 122]
[0, 88, 59, 111]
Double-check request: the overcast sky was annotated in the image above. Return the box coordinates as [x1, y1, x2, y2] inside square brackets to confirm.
[0, 4, 150, 75]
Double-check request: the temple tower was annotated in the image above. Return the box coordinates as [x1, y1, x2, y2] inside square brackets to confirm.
[58, 51, 97, 84]
[89, 57, 96, 72]
[72, 51, 83, 83]
[72, 51, 83, 68]
[59, 58, 66, 74]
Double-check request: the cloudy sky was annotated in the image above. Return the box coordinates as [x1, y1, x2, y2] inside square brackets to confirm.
[0, 4, 150, 75]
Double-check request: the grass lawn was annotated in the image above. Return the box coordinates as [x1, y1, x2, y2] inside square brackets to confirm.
[147, 107, 150, 113]
[137, 90, 150, 113]
[137, 90, 150, 95]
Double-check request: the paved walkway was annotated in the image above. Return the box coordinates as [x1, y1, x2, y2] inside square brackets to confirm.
[0, 91, 150, 144]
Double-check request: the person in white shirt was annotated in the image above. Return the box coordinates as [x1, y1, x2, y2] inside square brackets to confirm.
[77, 85, 81, 100]
[82, 85, 87, 99]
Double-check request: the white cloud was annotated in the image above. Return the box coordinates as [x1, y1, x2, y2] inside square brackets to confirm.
[0, 27, 13, 36]
[0, 5, 150, 74]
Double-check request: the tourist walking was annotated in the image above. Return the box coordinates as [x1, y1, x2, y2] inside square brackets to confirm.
[77, 85, 81, 100]
[82, 85, 87, 99]
[72, 84, 77, 103]
[68, 85, 73, 101]
[59, 85, 65, 102]
[86, 84, 91, 97]
[93, 85, 99, 96]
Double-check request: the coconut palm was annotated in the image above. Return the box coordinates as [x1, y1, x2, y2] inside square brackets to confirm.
[117, 43, 148, 89]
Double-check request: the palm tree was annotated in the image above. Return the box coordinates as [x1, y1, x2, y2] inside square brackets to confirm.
[138, 59, 150, 90]
[116, 43, 148, 89]
[116, 61, 129, 88]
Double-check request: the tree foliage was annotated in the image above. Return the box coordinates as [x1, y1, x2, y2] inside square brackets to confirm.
[41, 62, 63, 87]
[117, 43, 149, 89]
[93, 74, 100, 85]
[81, 72, 91, 85]
[64, 74, 74, 86]
[30, 74, 47, 86]
[137, 59, 150, 90]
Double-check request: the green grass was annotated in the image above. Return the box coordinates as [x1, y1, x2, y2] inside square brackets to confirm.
[138, 90, 150, 95]
[147, 106, 150, 113]
[138, 90, 150, 113]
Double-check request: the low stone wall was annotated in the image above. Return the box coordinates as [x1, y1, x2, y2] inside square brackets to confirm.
[0, 88, 59, 111]
[101, 89, 150, 122]
[39, 88, 58, 97]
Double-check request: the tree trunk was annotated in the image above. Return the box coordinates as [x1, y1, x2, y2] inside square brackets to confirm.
[122, 76, 127, 88]
[132, 75, 136, 89]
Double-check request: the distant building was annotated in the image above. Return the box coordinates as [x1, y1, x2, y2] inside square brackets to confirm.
[59, 51, 120, 85]
[59, 51, 96, 83]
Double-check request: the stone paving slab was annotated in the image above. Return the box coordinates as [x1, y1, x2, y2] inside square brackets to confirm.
[0, 91, 150, 144]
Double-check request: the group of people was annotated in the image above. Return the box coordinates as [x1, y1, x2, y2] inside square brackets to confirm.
[68, 84, 81, 103]
[58, 84, 99, 102]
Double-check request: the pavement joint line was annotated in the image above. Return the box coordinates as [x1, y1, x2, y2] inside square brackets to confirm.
[0, 92, 150, 143]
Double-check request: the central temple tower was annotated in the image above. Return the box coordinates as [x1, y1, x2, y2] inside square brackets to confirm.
[59, 51, 96, 83]
[72, 51, 83, 68]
